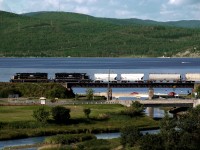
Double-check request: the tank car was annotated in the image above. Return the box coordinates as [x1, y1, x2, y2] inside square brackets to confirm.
[54, 73, 91, 82]
[149, 73, 181, 82]
[10, 73, 48, 82]
[185, 73, 200, 82]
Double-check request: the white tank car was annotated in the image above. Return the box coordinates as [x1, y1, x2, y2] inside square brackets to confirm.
[120, 74, 144, 82]
[149, 73, 181, 82]
[94, 74, 117, 82]
[185, 73, 200, 82]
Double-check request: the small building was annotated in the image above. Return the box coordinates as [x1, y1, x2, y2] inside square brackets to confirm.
[40, 97, 46, 105]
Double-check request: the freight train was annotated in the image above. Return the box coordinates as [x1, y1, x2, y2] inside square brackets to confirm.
[9, 72, 200, 83]
[10, 73, 48, 82]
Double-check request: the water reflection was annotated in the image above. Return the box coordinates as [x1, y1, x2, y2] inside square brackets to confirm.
[95, 129, 160, 139]
[0, 136, 46, 150]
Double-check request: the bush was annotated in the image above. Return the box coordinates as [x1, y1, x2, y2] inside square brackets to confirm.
[121, 126, 142, 147]
[45, 134, 96, 144]
[32, 107, 50, 124]
[77, 139, 111, 150]
[140, 134, 164, 150]
[83, 108, 91, 119]
[86, 88, 94, 100]
[121, 101, 144, 117]
[97, 113, 110, 120]
[0, 87, 21, 98]
[47, 87, 66, 99]
[6, 121, 43, 129]
[51, 106, 70, 124]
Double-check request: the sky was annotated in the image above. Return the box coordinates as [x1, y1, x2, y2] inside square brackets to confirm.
[0, 0, 200, 21]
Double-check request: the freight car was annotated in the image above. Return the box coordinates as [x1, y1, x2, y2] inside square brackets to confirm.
[148, 73, 181, 82]
[54, 73, 91, 82]
[185, 73, 200, 82]
[94, 74, 117, 83]
[10, 73, 48, 82]
[120, 74, 144, 83]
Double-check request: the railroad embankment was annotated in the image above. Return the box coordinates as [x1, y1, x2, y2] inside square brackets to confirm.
[0, 82, 75, 99]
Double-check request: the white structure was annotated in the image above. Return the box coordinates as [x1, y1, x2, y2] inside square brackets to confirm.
[94, 73, 117, 82]
[185, 73, 200, 82]
[120, 73, 144, 82]
[40, 97, 46, 105]
[149, 73, 181, 82]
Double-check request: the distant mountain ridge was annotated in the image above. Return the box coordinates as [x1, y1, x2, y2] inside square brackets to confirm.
[23, 11, 200, 28]
[1, 10, 200, 57]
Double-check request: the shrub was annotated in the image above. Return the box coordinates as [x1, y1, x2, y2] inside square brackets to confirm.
[0, 122, 6, 129]
[139, 134, 164, 150]
[97, 113, 110, 120]
[45, 134, 96, 144]
[51, 106, 70, 124]
[121, 126, 142, 147]
[32, 107, 50, 124]
[86, 88, 94, 100]
[77, 139, 111, 150]
[0, 87, 21, 98]
[121, 101, 144, 117]
[47, 87, 67, 99]
[7, 121, 43, 129]
[83, 108, 91, 119]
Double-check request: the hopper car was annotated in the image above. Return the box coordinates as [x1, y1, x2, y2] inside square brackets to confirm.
[94, 73, 117, 83]
[120, 73, 144, 83]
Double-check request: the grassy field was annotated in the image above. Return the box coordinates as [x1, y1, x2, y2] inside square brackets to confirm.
[0, 104, 159, 140]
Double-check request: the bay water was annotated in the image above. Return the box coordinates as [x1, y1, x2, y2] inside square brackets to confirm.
[0, 57, 199, 94]
[0, 57, 199, 149]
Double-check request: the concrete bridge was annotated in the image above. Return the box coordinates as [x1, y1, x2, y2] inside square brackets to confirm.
[95, 92, 149, 98]
[108, 99, 200, 107]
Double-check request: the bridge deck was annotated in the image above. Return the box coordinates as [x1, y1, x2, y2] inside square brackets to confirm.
[67, 82, 194, 88]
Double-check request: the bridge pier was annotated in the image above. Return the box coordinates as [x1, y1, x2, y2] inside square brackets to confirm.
[64, 83, 72, 91]
[107, 88, 112, 100]
[193, 99, 200, 107]
[147, 107, 154, 118]
[148, 88, 154, 100]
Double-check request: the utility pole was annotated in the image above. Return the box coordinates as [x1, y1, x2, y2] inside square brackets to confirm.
[107, 69, 111, 101]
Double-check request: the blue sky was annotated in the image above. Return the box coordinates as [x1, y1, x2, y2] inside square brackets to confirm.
[1, 0, 200, 21]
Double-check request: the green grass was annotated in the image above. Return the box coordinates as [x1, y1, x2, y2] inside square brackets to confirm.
[0, 104, 159, 140]
[0, 106, 38, 121]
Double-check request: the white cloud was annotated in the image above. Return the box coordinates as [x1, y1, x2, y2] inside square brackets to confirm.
[168, 0, 185, 5]
[0, 0, 4, 9]
[168, 0, 200, 5]
[74, 6, 90, 14]
[72, 0, 97, 4]
[1, 0, 200, 21]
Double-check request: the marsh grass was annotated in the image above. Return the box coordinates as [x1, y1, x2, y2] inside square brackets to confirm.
[0, 104, 159, 140]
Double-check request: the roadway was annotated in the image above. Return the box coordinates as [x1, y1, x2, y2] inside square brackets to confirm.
[111, 99, 200, 107]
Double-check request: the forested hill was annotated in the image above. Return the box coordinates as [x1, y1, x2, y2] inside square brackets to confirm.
[1, 11, 200, 57]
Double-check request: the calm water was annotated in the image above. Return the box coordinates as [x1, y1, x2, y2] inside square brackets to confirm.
[0, 57, 199, 95]
[0, 57, 200, 81]
[0, 129, 160, 149]
[95, 129, 160, 139]
[0, 136, 46, 150]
